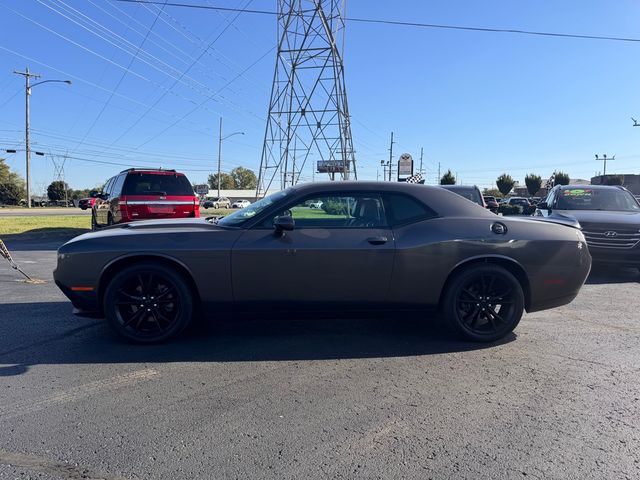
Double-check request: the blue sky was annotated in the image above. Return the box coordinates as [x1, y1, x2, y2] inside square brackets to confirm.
[0, 0, 639, 193]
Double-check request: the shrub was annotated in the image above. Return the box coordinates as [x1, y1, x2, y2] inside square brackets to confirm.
[498, 204, 523, 216]
[321, 198, 350, 215]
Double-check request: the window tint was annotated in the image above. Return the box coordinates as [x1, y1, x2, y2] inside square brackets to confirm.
[269, 194, 387, 228]
[122, 173, 195, 196]
[385, 193, 437, 225]
[103, 177, 115, 196]
[111, 174, 126, 197]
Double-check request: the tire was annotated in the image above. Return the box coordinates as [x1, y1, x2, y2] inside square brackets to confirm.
[91, 212, 99, 231]
[103, 263, 194, 343]
[443, 264, 524, 342]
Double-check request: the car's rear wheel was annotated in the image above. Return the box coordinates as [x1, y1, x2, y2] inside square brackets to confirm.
[443, 264, 524, 342]
[103, 263, 194, 343]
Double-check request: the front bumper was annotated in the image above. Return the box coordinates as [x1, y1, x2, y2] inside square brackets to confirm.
[54, 280, 102, 317]
[588, 246, 640, 267]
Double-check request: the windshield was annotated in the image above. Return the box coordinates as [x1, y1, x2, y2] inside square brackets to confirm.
[556, 188, 640, 211]
[217, 189, 292, 226]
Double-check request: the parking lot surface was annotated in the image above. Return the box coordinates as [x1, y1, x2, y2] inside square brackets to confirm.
[0, 237, 639, 479]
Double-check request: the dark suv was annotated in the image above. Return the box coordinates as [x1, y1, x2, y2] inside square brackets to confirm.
[536, 185, 640, 269]
[91, 169, 199, 230]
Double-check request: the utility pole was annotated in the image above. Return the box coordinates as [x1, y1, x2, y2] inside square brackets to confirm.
[388, 131, 394, 182]
[419, 147, 424, 174]
[595, 154, 615, 177]
[14, 68, 40, 208]
[438, 162, 441, 183]
[217, 117, 223, 197]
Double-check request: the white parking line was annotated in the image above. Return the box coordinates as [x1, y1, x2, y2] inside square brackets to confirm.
[0, 368, 159, 420]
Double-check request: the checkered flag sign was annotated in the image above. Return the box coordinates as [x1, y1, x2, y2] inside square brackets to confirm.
[545, 173, 556, 190]
[404, 173, 424, 184]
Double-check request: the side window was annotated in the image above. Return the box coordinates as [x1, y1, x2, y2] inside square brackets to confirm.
[103, 177, 115, 197]
[385, 194, 437, 226]
[267, 194, 387, 228]
[111, 174, 126, 197]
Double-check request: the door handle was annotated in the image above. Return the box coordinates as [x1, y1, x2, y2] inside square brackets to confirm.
[367, 236, 388, 245]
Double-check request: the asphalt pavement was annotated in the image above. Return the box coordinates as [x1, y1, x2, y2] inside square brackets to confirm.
[0, 237, 639, 479]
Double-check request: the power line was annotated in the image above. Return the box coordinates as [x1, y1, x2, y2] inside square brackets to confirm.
[115, 0, 640, 43]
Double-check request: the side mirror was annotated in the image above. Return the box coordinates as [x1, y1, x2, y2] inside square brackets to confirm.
[274, 215, 294, 236]
[100, 193, 110, 200]
[89, 190, 100, 198]
[537, 201, 549, 210]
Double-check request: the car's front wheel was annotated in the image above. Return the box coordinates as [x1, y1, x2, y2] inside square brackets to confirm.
[443, 264, 524, 342]
[103, 263, 194, 343]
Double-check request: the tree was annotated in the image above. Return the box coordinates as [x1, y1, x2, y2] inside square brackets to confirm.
[524, 173, 542, 197]
[482, 187, 502, 198]
[604, 174, 624, 186]
[207, 172, 235, 190]
[0, 158, 25, 205]
[69, 188, 91, 200]
[47, 180, 71, 201]
[440, 170, 456, 185]
[496, 173, 516, 196]
[230, 166, 257, 190]
[554, 171, 570, 186]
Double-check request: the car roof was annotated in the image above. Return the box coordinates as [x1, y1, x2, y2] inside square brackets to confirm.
[119, 168, 183, 175]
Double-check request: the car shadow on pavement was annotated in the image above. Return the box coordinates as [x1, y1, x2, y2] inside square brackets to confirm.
[0, 302, 515, 376]
[586, 265, 640, 285]
[2, 230, 86, 252]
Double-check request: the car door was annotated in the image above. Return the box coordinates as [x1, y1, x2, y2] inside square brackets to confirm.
[109, 173, 126, 223]
[95, 176, 114, 225]
[231, 192, 395, 305]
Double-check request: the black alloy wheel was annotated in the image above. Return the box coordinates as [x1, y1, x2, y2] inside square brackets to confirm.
[104, 263, 193, 343]
[444, 264, 524, 342]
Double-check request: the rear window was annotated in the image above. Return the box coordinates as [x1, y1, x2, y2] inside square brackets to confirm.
[441, 186, 483, 205]
[122, 173, 195, 196]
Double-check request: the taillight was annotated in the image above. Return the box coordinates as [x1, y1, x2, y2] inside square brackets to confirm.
[119, 197, 130, 221]
[193, 197, 200, 217]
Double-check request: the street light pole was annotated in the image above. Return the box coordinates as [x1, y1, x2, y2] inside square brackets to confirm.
[217, 117, 223, 197]
[216, 116, 244, 197]
[13, 68, 71, 208]
[14, 68, 39, 208]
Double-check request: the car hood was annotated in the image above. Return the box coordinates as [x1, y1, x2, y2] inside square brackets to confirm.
[552, 209, 640, 227]
[60, 218, 228, 248]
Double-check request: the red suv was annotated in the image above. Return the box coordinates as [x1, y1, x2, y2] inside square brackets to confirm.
[91, 168, 200, 230]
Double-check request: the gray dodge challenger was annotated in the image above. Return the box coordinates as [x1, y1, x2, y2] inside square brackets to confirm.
[54, 182, 591, 343]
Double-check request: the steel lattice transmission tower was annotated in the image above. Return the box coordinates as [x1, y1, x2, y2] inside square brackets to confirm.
[256, 0, 357, 196]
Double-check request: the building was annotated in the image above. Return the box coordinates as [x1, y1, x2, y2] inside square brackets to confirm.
[590, 174, 640, 195]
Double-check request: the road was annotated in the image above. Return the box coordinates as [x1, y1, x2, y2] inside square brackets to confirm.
[0, 237, 639, 479]
[0, 208, 91, 217]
